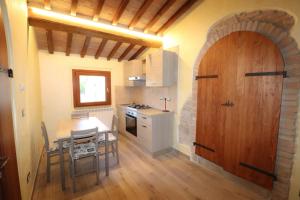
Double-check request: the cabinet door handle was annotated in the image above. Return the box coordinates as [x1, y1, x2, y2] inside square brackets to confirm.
[142, 117, 147, 119]
[142, 125, 147, 128]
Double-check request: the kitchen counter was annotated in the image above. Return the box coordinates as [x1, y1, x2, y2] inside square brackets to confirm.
[118, 104, 172, 116]
[137, 108, 173, 116]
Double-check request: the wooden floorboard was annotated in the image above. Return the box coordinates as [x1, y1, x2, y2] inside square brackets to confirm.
[32, 134, 270, 200]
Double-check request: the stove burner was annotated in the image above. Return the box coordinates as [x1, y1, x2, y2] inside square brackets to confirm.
[128, 104, 151, 109]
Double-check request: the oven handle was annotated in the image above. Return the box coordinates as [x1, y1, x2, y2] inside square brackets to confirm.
[126, 114, 136, 119]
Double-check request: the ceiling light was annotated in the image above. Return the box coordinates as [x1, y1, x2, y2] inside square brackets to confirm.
[29, 7, 163, 43]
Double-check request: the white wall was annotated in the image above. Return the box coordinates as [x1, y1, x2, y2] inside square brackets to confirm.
[26, 26, 43, 200]
[39, 51, 127, 139]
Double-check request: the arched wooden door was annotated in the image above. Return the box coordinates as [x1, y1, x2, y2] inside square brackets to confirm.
[195, 31, 284, 189]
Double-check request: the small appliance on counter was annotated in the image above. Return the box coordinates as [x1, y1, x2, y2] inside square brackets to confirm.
[160, 97, 171, 112]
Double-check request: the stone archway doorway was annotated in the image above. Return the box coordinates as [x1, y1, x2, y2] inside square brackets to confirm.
[179, 9, 300, 200]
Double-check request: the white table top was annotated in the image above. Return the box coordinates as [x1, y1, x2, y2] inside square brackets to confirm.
[55, 117, 110, 140]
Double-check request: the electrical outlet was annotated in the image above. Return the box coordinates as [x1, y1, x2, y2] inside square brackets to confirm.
[26, 171, 31, 184]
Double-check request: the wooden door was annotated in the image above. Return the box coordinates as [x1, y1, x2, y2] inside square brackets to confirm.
[196, 31, 284, 189]
[0, 8, 21, 200]
[195, 40, 223, 164]
[195, 32, 245, 170]
[236, 32, 284, 189]
[218, 32, 244, 175]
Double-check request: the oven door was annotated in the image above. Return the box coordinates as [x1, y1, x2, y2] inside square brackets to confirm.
[126, 114, 137, 136]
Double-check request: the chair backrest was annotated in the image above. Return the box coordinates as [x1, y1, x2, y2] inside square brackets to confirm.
[71, 111, 89, 119]
[70, 127, 99, 157]
[41, 122, 50, 151]
[111, 115, 119, 138]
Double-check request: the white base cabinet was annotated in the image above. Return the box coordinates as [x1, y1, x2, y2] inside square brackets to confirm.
[137, 112, 173, 154]
[117, 106, 174, 155]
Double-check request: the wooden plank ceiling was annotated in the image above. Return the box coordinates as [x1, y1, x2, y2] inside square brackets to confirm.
[27, 0, 199, 61]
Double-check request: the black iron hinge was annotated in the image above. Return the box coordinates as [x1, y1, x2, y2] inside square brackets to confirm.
[195, 75, 218, 80]
[193, 142, 215, 152]
[240, 162, 277, 181]
[0, 68, 13, 78]
[245, 71, 287, 78]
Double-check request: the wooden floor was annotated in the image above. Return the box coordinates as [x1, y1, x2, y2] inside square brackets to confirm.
[33, 135, 270, 200]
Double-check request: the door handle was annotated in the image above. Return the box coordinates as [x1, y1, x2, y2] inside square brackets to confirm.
[0, 156, 8, 171]
[221, 101, 234, 107]
[221, 101, 229, 106]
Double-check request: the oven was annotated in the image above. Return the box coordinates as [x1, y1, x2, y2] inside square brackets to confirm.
[125, 109, 137, 137]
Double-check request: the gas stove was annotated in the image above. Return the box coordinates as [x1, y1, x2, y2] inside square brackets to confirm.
[127, 104, 151, 110]
[125, 104, 151, 137]
[126, 104, 151, 117]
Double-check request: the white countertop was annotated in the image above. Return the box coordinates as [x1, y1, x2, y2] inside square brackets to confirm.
[138, 108, 173, 116]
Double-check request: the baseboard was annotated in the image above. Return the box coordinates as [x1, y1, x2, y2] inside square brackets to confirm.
[152, 148, 173, 157]
[30, 146, 44, 200]
[173, 143, 191, 156]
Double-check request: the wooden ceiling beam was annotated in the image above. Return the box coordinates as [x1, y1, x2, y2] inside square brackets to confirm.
[71, 0, 79, 16]
[66, 32, 72, 56]
[144, 0, 175, 32]
[156, 0, 198, 35]
[129, 0, 153, 29]
[112, 0, 129, 25]
[129, 46, 147, 60]
[93, 0, 105, 21]
[44, 0, 51, 10]
[107, 42, 122, 60]
[28, 16, 162, 48]
[95, 39, 107, 59]
[46, 29, 54, 54]
[80, 36, 91, 57]
[118, 44, 135, 62]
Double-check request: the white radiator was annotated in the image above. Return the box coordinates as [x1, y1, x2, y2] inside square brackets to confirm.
[72, 107, 114, 128]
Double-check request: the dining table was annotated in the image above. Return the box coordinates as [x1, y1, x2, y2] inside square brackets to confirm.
[55, 117, 110, 190]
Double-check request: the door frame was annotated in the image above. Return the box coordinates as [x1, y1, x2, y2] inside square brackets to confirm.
[0, 1, 22, 199]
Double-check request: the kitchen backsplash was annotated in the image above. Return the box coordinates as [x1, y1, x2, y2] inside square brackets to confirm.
[115, 85, 177, 112]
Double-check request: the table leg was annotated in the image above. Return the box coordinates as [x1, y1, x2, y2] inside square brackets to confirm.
[105, 132, 109, 176]
[59, 140, 65, 190]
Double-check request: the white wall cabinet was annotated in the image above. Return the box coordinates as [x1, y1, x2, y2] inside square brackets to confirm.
[123, 59, 145, 86]
[137, 112, 173, 154]
[146, 50, 177, 87]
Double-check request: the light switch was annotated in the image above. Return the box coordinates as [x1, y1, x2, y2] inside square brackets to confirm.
[19, 84, 25, 92]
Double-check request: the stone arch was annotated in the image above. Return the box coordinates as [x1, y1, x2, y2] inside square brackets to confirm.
[181, 9, 300, 200]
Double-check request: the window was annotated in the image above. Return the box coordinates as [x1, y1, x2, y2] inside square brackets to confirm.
[72, 69, 111, 107]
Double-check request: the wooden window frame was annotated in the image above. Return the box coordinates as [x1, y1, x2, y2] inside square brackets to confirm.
[72, 69, 111, 107]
